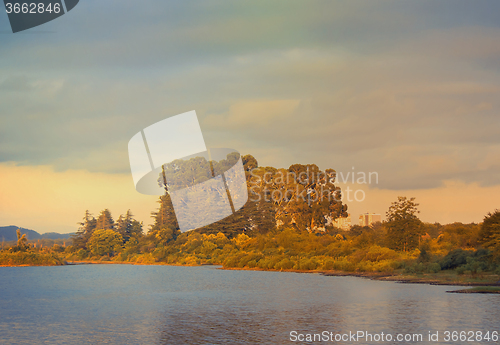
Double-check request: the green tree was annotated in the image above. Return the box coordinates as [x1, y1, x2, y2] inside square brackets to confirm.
[72, 210, 96, 249]
[96, 209, 114, 230]
[385, 196, 423, 252]
[478, 210, 500, 257]
[149, 193, 180, 246]
[87, 229, 123, 257]
[116, 210, 143, 243]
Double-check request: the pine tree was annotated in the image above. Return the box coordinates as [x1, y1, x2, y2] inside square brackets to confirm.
[96, 209, 115, 230]
[116, 210, 143, 243]
[149, 194, 180, 246]
[71, 210, 97, 249]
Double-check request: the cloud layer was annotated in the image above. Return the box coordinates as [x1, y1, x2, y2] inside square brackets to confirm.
[1, 1, 499, 231]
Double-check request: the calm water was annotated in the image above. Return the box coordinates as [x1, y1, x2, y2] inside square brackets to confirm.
[0, 265, 498, 344]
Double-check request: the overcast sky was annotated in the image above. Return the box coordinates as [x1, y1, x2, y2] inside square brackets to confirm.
[1, 0, 499, 233]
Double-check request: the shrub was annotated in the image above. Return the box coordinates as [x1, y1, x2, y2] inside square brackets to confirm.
[238, 253, 264, 268]
[322, 259, 335, 270]
[257, 258, 270, 269]
[404, 264, 416, 274]
[440, 249, 472, 270]
[427, 263, 441, 273]
[0, 252, 65, 266]
[494, 266, 500, 276]
[275, 258, 294, 270]
[223, 256, 240, 268]
[332, 259, 356, 272]
[76, 249, 89, 259]
[364, 246, 399, 262]
[298, 258, 318, 270]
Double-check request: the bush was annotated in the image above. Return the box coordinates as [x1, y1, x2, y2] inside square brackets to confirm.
[246, 260, 258, 268]
[371, 260, 395, 273]
[441, 249, 490, 271]
[134, 253, 156, 264]
[364, 246, 399, 262]
[238, 253, 264, 268]
[298, 258, 318, 270]
[440, 249, 472, 270]
[0, 252, 65, 266]
[322, 259, 335, 270]
[427, 263, 441, 273]
[275, 258, 294, 270]
[404, 264, 416, 274]
[223, 256, 240, 268]
[333, 260, 356, 272]
[257, 258, 270, 269]
[418, 247, 431, 263]
[494, 266, 500, 276]
[76, 249, 89, 259]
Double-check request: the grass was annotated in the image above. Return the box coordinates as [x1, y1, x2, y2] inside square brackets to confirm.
[447, 286, 500, 294]
[360, 269, 499, 286]
[467, 286, 500, 292]
[0, 252, 66, 266]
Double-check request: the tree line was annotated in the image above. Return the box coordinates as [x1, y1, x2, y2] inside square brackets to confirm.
[1, 154, 499, 278]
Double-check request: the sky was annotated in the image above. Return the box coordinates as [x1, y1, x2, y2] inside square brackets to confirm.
[1, 0, 500, 233]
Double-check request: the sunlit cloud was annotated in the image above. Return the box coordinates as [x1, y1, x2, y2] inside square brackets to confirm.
[1, 0, 499, 231]
[0, 163, 157, 234]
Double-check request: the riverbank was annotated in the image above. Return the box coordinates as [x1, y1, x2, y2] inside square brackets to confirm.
[448, 286, 500, 294]
[0, 252, 66, 266]
[322, 270, 500, 286]
[198, 264, 500, 287]
[4, 258, 500, 291]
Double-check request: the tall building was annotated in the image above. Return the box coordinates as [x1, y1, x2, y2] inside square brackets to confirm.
[332, 213, 352, 231]
[359, 213, 382, 227]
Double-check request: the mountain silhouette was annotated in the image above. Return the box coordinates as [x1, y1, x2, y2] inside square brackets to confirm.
[0, 226, 73, 242]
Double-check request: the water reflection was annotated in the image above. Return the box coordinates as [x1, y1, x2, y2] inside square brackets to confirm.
[0, 266, 498, 345]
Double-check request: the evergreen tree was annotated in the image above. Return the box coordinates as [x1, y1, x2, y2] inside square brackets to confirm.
[116, 210, 143, 243]
[149, 194, 180, 245]
[87, 229, 123, 257]
[96, 209, 115, 230]
[71, 210, 96, 249]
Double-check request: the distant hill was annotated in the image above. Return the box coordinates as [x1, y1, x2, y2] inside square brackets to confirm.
[39, 232, 74, 240]
[0, 226, 73, 242]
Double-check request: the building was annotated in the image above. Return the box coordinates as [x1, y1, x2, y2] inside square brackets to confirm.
[359, 213, 382, 227]
[332, 213, 352, 231]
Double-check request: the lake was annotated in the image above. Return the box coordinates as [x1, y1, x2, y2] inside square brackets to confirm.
[0, 265, 498, 344]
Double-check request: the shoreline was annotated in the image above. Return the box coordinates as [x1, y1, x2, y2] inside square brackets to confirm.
[4, 261, 500, 292]
[221, 265, 500, 287]
[321, 270, 500, 286]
